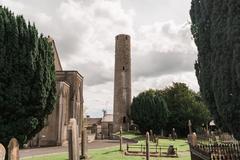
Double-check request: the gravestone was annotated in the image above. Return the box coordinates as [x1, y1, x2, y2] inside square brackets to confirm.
[188, 120, 192, 135]
[187, 134, 192, 144]
[192, 132, 197, 146]
[134, 126, 137, 131]
[119, 126, 123, 151]
[168, 134, 172, 140]
[172, 128, 177, 141]
[167, 145, 175, 155]
[8, 138, 19, 160]
[126, 123, 129, 132]
[68, 118, 79, 160]
[156, 137, 159, 146]
[152, 134, 156, 143]
[0, 144, 6, 160]
[187, 120, 193, 144]
[146, 132, 150, 160]
[220, 133, 233, 142]
[149, 130, 153, 142]
[206, 124, 209, 135]
[161, 129, 164, 137]
[80, 128, 88, 159]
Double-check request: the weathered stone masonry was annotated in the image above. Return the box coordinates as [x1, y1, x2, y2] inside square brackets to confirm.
[113, 34, 132, 132]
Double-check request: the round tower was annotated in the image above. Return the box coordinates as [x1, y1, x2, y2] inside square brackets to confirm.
[113, 34, 132, 132]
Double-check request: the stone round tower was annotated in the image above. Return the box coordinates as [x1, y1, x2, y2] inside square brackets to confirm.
[113, 34, 131, 132]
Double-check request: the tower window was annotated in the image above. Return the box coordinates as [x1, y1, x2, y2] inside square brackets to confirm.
[123, 66, 125, 70]
[123, 116, 126, 123]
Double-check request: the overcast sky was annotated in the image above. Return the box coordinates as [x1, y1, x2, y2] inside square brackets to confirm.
[1, 0, 198, 117]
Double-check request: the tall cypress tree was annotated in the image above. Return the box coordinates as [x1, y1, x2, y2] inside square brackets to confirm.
[190, 0, 240, 140]
[0, 6, 56, 148]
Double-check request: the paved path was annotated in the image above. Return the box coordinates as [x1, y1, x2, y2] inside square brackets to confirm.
[20, 139, 129, 158]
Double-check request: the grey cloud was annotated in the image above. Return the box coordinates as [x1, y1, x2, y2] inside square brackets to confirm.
[68, 61, 114, 86]
[57, 33, 83, 59]
[131, 21, 197, 81]
[1, 0, 199, 117]
[133, 51, 196, 79]
[95, 8, 112, 19]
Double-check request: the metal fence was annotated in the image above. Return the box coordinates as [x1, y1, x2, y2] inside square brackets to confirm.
[126, 143, 178, 157]
[190, 143, 240, 160]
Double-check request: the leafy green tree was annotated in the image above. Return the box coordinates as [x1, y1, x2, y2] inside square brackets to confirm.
[0, 6, 56, 148]
[131, 89, 169, 134]
[190, 0, 240, 140]
[160, 83, 211, 137]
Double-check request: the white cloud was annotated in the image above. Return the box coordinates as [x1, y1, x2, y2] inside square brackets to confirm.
[50, 0, 135, 86]
[1, 0, 24, 13]
[84, 82, 113, 117]
[35, 13, 52, 25]
[0, 0, 198, 117]
[86, 71, 198, 117]
[133, 72, 199, 97]
[132, 21, 197, 80]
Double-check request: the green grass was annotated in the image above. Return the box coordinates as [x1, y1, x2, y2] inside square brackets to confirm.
[22, 153, 68, 160]
[22, 138, 190, 160]
[89, 146, 190, 160]
[119, 132, 190, 151]
[129, 138, 190, 159]
[157, 139, 189, 152]
[114, 131, 144, 141]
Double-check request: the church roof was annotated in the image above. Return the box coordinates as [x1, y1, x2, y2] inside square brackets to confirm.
[56, 70, 84, 79]
[87, 118, 102, 126]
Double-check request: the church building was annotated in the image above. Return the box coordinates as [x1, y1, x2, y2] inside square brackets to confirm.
[29, 37, 84, 147]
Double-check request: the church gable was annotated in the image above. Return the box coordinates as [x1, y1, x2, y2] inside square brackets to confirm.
[48, 36, 63, 71]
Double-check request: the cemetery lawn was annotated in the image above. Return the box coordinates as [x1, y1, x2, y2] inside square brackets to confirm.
[22, 139, 190, 160]
[114, 130, 144, 141]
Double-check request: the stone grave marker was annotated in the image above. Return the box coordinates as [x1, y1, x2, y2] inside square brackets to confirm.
[0, 144, 6, 160]
[119, 126, 123, 151]
[172, 128, 177, 141]
[8, 138, 19, 160]
[192, 132, 197, 146]
[68, 118, 79, 160]
[187, 120, 193, 144]
[188, 120, 192, 135]
[146, 132, 150, 160]
[149, 130, 153, 142]
[153, 134, 157, 143]
[167, 145, 176, 155]
[156, 137, 159, 146]
[80, 128, 88, 159]
[161, 129, 164, 137]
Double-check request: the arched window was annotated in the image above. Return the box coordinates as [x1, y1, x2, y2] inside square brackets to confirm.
[123, 116, 126, 123]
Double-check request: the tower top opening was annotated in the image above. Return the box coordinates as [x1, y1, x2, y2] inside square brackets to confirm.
[115, 34, 130, 40]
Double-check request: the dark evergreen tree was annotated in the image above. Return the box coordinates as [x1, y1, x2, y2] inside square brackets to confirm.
[131, 89, 169, 134]
[160, 83, 211, 137]
[0, 6, 56, 148]
[190, 0, 240, 140]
